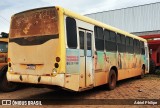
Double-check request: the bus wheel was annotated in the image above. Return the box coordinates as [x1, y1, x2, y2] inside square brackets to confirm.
[107, 69, 117, 90]
[0, 67, 18, 92]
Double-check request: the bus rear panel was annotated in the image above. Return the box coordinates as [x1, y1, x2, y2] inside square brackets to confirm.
[7, 7, 65, 88]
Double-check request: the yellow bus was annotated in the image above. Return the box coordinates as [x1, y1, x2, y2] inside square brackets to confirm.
[0, 32, 17, 92]
[7, 6, 149, 91]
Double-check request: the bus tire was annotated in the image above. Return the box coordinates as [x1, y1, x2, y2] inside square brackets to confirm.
[149, 59, 156, 74]
[107, 69, 117, 90]
[0, 66, 18, 92]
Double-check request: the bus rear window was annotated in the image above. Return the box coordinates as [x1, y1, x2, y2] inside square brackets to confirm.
[0, 42, 8, 53]
[10, 7, 58, 38]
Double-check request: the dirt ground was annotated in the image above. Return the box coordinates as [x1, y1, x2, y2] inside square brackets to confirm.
[0, 74, 160, 108]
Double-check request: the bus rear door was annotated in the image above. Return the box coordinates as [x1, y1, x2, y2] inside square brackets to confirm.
[79, 29, 93, 90]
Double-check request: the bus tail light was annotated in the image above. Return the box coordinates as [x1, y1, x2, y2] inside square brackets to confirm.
[54, 63, 59, 68]
[8, 58, 11, 62]
[56, 57, 60, 62]
[8, 58, 13, 72]
[9, 63, 11, 67]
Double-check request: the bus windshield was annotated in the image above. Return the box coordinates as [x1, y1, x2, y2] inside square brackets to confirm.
[10, 7, 58, 38]
[0, 42, 8, 53]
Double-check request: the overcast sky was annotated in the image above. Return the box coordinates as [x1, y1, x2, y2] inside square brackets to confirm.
[0, 0, 160, 33]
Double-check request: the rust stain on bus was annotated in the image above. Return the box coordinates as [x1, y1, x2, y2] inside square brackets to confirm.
[10, 8, 59, 38]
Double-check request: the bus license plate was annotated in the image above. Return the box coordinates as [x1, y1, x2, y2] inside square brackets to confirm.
[26, 65, 36, 70]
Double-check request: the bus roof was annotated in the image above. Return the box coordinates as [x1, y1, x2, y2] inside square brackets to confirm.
[57, 6, 147, 42]
[11, 6, 147, 42]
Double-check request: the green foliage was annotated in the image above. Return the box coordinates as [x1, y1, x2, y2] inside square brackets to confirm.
[1, 32, 8, 38]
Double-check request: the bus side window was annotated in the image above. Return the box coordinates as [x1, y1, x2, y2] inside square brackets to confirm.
[116, 34, 121, 43]
[104, 30, 117, 52]
[140, 41, 145, 55]
[94, 26, 104, 51]
[87, 33, 92, 50]
[134, 39, 140, 54]
[116, 33, 121, 52]
[66, 17, 77, 49]
[134, 39, 136, 53]
[104, 29, 110, 51]
[104, 29, 110, 41]
[110, 31, 116, 42]
[117, 34, 126, 52]
[129, 37, 134, 53]
[79, 31, 84, 49]
[137, 40, 140, 54]
[126, 37, 134, 53]
[110, 31, 117, 51]
[126, 37, 130, 53]
[121, 35, 126, 52]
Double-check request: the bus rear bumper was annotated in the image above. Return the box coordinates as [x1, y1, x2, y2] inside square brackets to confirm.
[7, 72, 64, 87]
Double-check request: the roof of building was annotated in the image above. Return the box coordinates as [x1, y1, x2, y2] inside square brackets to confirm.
[85, 2, 160, 33]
